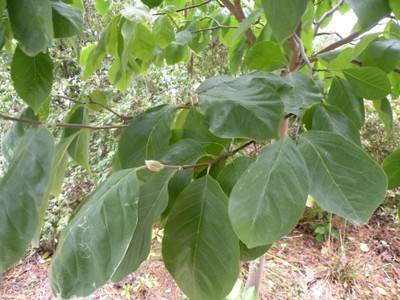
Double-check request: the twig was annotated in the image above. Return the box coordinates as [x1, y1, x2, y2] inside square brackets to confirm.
[191, 25, 238, 34]
[316, 31, 343, 39]
[294, 34, 313, 77]
[52, 94, 133, 120]
[0, 114, 127, 130]
[220, 0, 257, 45]
[153, 0, 212, 15]
[162, 140, 255, 170]
[316, 29, 366, 55]
[314, 0, 345, 36]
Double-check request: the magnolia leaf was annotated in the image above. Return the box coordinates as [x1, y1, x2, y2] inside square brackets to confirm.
[345, 0, 391, 30]
[245, 41, 287, 71]
[11, 46, 54, 113]
[382, 148, 400, 189]
[229, 137, 309, 247]
[153, 16, 175, 48]
[95, 0, 110, 16]
[198, 78, 284, 140]
[373, 98, 393, 135]
[7, 0, 53, 56]
[298, 131, 387, 225]
[261, 0, 308, 42]
[327, 76, 365, 129]
[52, 0, 83, 38]
[342, 67, 391, 100]
[63, 105, 91, 173]
[239, 242, 271, 262]
[0, 127, 54, 273]
[163, 176, 240, 300]
[50, 169, 139, 298]
[363, 39, 400, 73]
[117, 105, 176, 169]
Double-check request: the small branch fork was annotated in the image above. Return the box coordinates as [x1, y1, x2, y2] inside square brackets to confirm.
[314, 0, 345, 36]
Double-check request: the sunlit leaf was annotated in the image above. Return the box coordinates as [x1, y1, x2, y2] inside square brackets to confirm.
[345, 0, 391, 29]
[363, 39, 400, 73]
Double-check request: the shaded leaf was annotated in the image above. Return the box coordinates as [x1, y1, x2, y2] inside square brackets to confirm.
[261, 0, 308, 42]
[52, 0, 83, 38]
[297, 131, 387, 225]
[198, 78, 284, 140]
[117, 105, 176, 169]
[363, 39, 400, 73]
[311, 105, 361, 146]
[327, 76, 365, 129]
[50, 169, 139, 298]
[153, 16, 175, 48]
[245, 41, 287, 71]
[382, 148, 400, 189]
[373, 98, 393, 135]
[229, 137, 309, 247]
[342, 67, 391, 100]
[240, 242, 271, 262]
[0, 127, 54, 273]
[7, 0, 53, 56]
[11, 46, 54, 113]
[163, 176, 240, 300]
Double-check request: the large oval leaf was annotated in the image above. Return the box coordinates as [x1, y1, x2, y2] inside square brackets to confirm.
[382, 148, 400, 189]
[229, 137, 309, 248]
[163, 176, 240, 300]
[261, 0, 308, 42]
[244, 41, 287, 71]
[342, 67, 391, 100]
[11, 46, 54, 113]
[0, 126, 54, 273]
[327, 76, 365, 129]
[198, 79, 284, 140]
[363, 39, 400, 73]
[7, 0, 53, 56]
[297, 131, 388, 225]
[117, 105, 176, 169]
[50, 169, 139, 298]
[51, 1, 83, 38]
[345, 0, 391, 30]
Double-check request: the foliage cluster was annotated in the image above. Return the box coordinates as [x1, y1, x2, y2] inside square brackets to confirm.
[1, 1, 400, 299]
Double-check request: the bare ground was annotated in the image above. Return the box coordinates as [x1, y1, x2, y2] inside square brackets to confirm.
[1, 206, 399, 300]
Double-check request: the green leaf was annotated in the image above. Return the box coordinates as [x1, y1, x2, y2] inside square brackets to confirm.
[113, 139, 206, 282]
[390, 0, 400, 19]
[327, 76, 365, 129]
[51, 0, 83, 38]
[311, 105, 361, 146]
[88, 90, 108, 111]
[232, 8, 262, 42]
[282, 71, 323, 116]
[373, 98, 393, 135]
[382, 148, 400, 189]
[153, 16, 175, 48]
[229, 137, 309, 247]
[130, 22, 156, 62]
[95, 0, 110, 16]
[63, 105, 91, 173]
[217, 156, 255, 196]
[319, 48, 354, 69]
[117, 105, 176, 169]
[261, 0, 308, 42]
[165, 42, 187, 65]
[6, 0, 53, 56]
[342, 67, 391, 100]
[1, 107, 38, 169]
[352, 33, 380, 59]
[345, 0, 391, 30]
[50, 169, 139, 298]
[198, 77, 284, 140]
[142, 0, 163, 8]
[239, 242, 271, 262]
[48, 133, 79, 197]
[245, 41, 287, 71]
[228, 36, 246, 73]
[11, 46, 54, 113]
[297, 131, 388, 225]
[0, 127, 54, 273]
[163, 176, 240, 300]
[363, 39, 400, 73]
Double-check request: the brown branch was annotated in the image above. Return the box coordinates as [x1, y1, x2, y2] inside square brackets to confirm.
[52, 94, 133, 121]
[0, 114, 127, 130]
[314, 0, 345, 36]
[316, 29, 366, 55]
[220, 0, 257, 45]
[153, 0, 212, 15]
[162, 140, 255, 171]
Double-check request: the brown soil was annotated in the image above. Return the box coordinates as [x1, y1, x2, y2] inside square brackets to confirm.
[1, 207, 399, 300]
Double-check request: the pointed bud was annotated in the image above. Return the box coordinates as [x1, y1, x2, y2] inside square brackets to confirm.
[145, 160, 164, 172]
